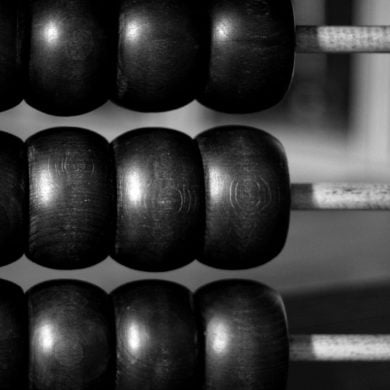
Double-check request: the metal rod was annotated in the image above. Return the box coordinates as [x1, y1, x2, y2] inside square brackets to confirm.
[290, 335, 390, 361]
[296, 26, 390, 53]
[291, 183, 390, 210]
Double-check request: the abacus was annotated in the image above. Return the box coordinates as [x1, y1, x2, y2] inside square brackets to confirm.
[0, 0, 389, 388]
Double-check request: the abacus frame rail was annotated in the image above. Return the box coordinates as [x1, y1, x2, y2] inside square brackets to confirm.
[296, 26, 390, 53]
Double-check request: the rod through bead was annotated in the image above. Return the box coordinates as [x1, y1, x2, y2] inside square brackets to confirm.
[296, 26, 390, 53]
[292, 183, 390, 210]
[290, 334, 390, 361]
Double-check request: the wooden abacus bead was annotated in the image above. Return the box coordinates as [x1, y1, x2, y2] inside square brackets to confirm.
[198, 0, 295, 113]
[113, 0, 204, 112]
[27, 128, 113, 269]
[25, 0, 113, 116]
[195, 280, 289, 390]
[112, 280, 198, 389]
[0, 279, 27, 390]
[196, 126, 290, 269]
[112, 128, 204, 271]
[0, 0, 24, 111]
[28, 280, 114, 390]
[0, 131, 26, 265]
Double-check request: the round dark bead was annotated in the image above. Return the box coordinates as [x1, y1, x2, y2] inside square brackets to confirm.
[194, 279, 289, 390]
[0, 279, 27, 390]
[27, 128, 113, 269]
[25, 0, 113, 116]
[0, 0, 24, 111]
[112, 128, 204, 271]
[196, 126, 290, 269]
[112, 280, 198, 390]
[113, 0, 204, 112]
[28, 280, 114, 390]
[0, 131, 26, 265]
[198, 0, 295, 113]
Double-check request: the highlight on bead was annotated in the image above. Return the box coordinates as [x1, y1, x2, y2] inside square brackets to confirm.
[197, 0, 296, 113]
[0, 0, 390, 114]
[112, 280, 198, 389]
[112, 128, 204, 271]
[24, 0, 113, 116]
[26, 127, 114, 269]
[0, 126, 389, 270]
[28, 280, 113, 389]
[195, 126, 291, 269]
[113, 0, 204, 112]
[0, 277, 388, 389]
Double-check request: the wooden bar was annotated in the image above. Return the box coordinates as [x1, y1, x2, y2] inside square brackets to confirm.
[291, 183, 390, 210]
[296, 26, 390, 53]
[290, 335, 390, 361]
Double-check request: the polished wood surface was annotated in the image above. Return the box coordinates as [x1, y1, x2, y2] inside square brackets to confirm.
[28, 280, 113, 390]
[197, 0, 295, 113]
[0, 279, 27, 390]
[25, 0, 112, 116]
[0, 2, 389, 114]
[113, 0, 204, 112]
[27, 128, 113, 269]
[196, 126, 290, 269]
[195, 279, 289, 390]
[0, 0, 24, 111]
[0, 278, 386, 388]
[0, 131, 26, 265]
[112, 128, 204, 271]
[112, 280, 198, 389]
[0, 126, 387, 270]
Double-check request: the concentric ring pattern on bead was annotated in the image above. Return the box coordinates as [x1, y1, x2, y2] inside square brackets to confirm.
[112, 128, 204, 271]
[196, 126, 291, 269]
[26, 127, 114, 269]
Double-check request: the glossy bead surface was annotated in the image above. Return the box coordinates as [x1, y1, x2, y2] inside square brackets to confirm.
[25, 0, 112, 115]
[28, 280, 113, 390]
[27, 128, 113, 269]
[198, 0, 295, 113]
[0, 0, 24, 111]
[196, 126, 290, 269]
[112, 280, 198, 389]
[195, 280, 289, 390]
[113, 0, 204, 112]
[0, 279, 27, 390]
[112, 128, 204, 271]
[0, 131, 26, 265]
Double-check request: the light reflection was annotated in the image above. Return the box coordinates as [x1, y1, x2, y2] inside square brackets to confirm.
[38, 323, 55, 352]
[215, 17, 232, 41]
[126, 322, 148, 354]
[125, 20, 142, 42]
[38, 169, 56, 205]
[126, 171, 144, 204]
[209, 167, 226, 201]
[43, 21, 60, 45]
[209, 318, 230, 355]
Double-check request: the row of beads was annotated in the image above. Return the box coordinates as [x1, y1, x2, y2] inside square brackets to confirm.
[0, 125, 290, 270]
[1, 0, 295, 115]
[0, 278, 288, 390]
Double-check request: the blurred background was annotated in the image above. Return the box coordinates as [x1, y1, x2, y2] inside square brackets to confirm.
[1, 0, 390, 388]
